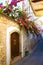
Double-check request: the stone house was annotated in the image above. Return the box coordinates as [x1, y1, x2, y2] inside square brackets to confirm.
[0, 13, 30, 65]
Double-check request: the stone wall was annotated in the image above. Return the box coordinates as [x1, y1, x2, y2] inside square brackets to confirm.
[0, 24, 6, 65]
[22, 29, 37, 55]
[0, 13, 35, 65]
[0, 13, 19, 65]
[22, 29, 29, 56]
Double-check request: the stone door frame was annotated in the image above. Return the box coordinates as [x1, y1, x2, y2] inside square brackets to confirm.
[6, 26, 24, 65]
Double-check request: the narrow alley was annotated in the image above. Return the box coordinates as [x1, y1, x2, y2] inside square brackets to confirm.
[12, 38, 43, 65]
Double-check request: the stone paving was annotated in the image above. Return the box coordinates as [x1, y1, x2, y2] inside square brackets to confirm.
[12, 38, 43, 65]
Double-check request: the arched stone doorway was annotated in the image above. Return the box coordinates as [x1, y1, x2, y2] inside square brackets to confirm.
[11, 32, 20, 61]
[6, 26, 24, 65]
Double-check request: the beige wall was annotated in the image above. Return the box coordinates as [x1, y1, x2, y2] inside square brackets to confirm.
[0, 13, 19, 65]
[0, 13, 30, 65]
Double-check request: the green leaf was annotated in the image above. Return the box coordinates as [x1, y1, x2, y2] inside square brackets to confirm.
[0, 8, 4, 12]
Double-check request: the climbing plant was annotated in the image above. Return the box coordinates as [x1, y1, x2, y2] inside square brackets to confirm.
[0, 1, 39, 35]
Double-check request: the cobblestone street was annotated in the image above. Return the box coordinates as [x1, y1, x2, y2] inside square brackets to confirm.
[12, 38, 43, 65]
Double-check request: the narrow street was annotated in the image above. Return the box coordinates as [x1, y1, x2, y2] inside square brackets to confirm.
[12, 38, 43, 65]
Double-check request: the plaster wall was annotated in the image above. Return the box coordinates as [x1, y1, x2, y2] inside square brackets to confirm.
[0, 13, 29, 65]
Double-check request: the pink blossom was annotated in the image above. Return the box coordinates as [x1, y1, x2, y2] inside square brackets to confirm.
[9, 0, 23, 6]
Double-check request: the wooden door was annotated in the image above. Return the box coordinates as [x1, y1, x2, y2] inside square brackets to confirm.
[11, 32, 19, 59]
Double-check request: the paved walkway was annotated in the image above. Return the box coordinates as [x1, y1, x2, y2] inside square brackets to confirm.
[12, 38, 43, 65]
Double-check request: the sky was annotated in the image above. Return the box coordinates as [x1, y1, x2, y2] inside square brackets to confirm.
[0, 0, 11, 6]
[0, 0, 5, 5]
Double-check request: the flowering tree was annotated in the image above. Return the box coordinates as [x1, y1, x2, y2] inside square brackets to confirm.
[9, 0, 23, 6]
[0, 0, 23, 7]
[0, 0, 39, 35]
